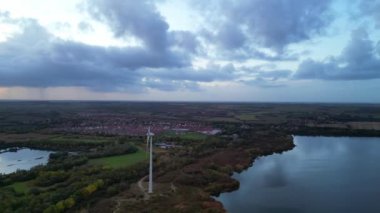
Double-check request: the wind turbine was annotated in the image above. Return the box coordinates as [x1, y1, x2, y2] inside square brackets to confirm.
[146, 127, 154, 194]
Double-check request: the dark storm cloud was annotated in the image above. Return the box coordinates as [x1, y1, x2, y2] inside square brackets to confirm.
[86, 0, 169, 51]
[86, 0, 200, 54]
[0, 14, 237, 92]
[294, 29, 380, 80]
[239, 0, 333, 51]
[195, 0, 333, 53]
[0, 19, 140, 91]
[0, 0, 207, 92]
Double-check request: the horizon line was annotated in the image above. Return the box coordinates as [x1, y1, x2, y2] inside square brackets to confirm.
[0, 99, 379, 105]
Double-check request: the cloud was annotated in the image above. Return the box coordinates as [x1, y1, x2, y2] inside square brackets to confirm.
[0, 11, 11, 21]
[142, 63, 236, 83]
[137, 63, 238, 91]
[0, 22, 139, 91]
[241, 77, 288, 88]
[0, 0, 205, 93]
[215, 21, 246, 50]
[142, 79, 201, 92]
[86, 0, 169, 51]
[218, 48, 299, 62]
[77, 21, 93, 32]
[169, 30, 200, 54]
[293, 29, 380, 80]
[194, 0, 333, 53]
[359, 0, 380, 28]
[0, 15, 237, 92]
[85, 0, 200, 54]
[239, 67, 292, 88]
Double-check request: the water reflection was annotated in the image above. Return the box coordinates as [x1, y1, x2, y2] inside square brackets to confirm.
[0, 148, 53, 174]
[216, 136, 380, 213]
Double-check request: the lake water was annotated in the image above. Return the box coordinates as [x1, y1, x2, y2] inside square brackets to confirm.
[216, 136, 380, 213]
[0, 148, 53, 175]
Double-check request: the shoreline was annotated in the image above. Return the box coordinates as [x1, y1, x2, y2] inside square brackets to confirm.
[211, 136, 296, 212]
[208, 132, 380, 212]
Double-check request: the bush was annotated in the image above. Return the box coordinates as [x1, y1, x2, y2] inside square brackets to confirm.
[35, 171, 69, 187]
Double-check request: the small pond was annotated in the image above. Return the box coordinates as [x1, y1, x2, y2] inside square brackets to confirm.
[0, 148, 53, 175]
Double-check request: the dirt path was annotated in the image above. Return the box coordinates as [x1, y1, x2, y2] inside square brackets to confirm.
[137, 175, 150, 200]
[112, 198, 130, 213]
[170, 182, 177, 192]
[111, 176, 150, 213]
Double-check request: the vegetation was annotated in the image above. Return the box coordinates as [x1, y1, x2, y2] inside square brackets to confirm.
[9, 181, 30, 194]
[235, 113, 257, 121]
[0, 149, 147, 212]
[161, 131, 208, 141]
[1, 101, 380, 212]
[89, 149, 146, 168]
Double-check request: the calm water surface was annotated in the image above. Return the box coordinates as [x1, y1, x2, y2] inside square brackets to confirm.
[216, 136, 380, 213]
[0, 148, 53, 174]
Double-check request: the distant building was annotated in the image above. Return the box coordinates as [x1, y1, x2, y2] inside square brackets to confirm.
[199, 129, 222, 135]
[172, 128, 190, 133]
[155, 142, 178, 149]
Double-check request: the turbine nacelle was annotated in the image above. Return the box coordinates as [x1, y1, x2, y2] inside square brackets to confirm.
[147, 128, 155, 136]
[146, 127, 154, 152]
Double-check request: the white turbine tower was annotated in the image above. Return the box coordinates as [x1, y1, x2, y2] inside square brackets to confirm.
[146, 127, 154, 194]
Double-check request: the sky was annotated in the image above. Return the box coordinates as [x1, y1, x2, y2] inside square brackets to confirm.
[0, 0, 380, 103]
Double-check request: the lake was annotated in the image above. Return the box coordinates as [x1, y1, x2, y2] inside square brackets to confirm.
[216, 136, 380, 213]
[0, 148, 53, 175]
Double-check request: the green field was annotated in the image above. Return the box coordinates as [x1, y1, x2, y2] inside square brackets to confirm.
[206, 117, 240, 123]
[89, 149, 146, 168]
[48, 135, 115, 144]
[9, 181, 30, 194]
[235, 113, 257, 121]
[0, 133, 116, 144]
[180, 132, 207, 140]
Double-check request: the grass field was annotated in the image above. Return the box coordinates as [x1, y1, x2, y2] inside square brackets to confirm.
[9, 181, 30, 193]
[0, 133, 116, 144]
[49, 135, 115, 144]
[235, 113, 257, 121]
[89, 149, 146, 168]
[179, 132, 207, 140]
